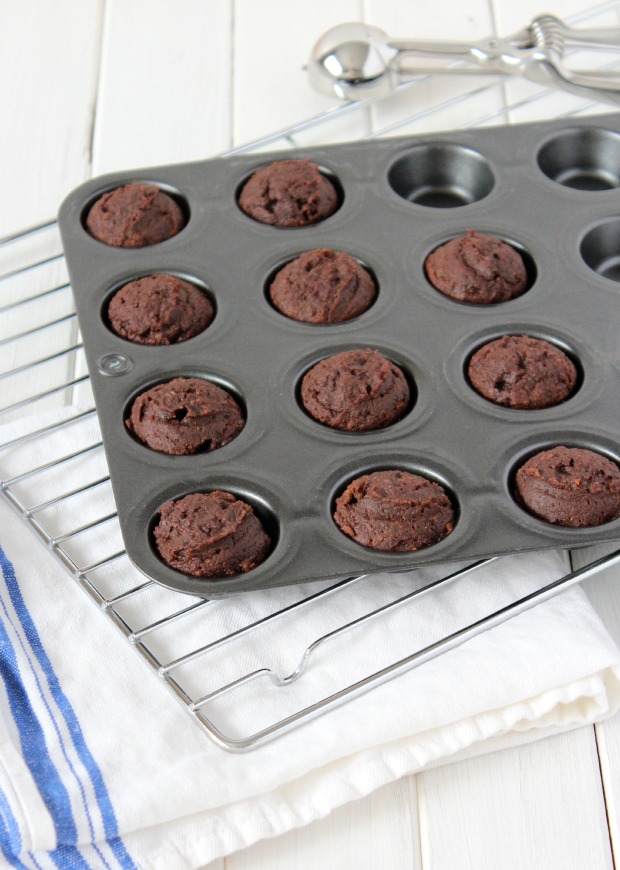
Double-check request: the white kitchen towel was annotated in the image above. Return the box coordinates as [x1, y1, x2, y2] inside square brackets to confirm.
[1, 408, 620, 869]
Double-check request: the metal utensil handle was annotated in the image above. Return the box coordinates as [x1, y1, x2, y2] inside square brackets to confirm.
[308, 13, 620, 104]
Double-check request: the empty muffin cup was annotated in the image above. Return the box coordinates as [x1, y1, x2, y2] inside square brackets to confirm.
[388, 143, 494, 208]
[581, 217, 620, 282]
[537, 128, 620, 191]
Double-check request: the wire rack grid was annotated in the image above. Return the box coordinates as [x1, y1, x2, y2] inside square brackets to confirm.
[2, 1, 620, 752]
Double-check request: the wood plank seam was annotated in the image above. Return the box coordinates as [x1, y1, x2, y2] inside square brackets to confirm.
[86, 1, 107, 174]
[595, 723, 619, 870]
[569, 547, 615, 866]
[66, 1, 105, 410]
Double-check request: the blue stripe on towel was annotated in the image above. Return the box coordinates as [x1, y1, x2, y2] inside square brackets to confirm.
[0, 577, 107, 866]
[0, 542, 135, 869]
[0, 613, 77, 842]
[0, 783, 26, 868]
[49, 844, 93, 870]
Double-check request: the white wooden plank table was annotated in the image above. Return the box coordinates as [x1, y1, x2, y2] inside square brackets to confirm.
[2, 1, 620, 867]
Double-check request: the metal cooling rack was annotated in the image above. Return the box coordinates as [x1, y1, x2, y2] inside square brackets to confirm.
[2, 0, 620, 752]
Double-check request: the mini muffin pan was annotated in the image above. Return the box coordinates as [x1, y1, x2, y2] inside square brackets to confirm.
[58, 113, 620, 597]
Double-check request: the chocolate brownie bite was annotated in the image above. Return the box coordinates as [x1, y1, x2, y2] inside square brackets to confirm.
[86, 182, 185, 247]
[270, 249, 376, 323]
[238, 159, 338, 227]
[108, 275, 214, 345]
[153, 491, 271, 578]
[425, 229, 528, 304]
[126, 377, 244, 455]
[301, 348, 409, 431]
[515, 446, 620, 527]
[468, 335, 577, 409]
[334, 469, 454, 551]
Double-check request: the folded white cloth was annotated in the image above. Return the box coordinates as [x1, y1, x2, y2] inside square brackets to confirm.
[1, 409, 619, 869]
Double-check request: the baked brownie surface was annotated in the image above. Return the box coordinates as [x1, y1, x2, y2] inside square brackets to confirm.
[153, 491, 270, 578]
[86, 182, 185, 247]
[270, 249, 376, 323]
[301, 348, 409, 430]
[108, 274, 214, 345]
[425, 229, 528, 304]
[515, 446, 620, 527]
[238, 159, 338, 227]
[334, 469, 454, 551]
[127, 377, 244, 455]
[468, 335, 577, 409]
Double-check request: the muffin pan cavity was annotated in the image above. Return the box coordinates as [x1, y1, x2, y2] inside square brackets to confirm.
[296, 346, 414, 432]
[236, 160, 344, 227]
[423, 230, 535, 305]
[465, 334, 579, 410]
[331, 464, 459, 553]
[146, 485, 281, 593]
[266, 248, 378, 324]
[506, 437, 620, 530]
[59, 112, 620, 596]
[123, 374, 246, 455]
[580, 216, 620, 282]
[82, 181, 190, 247]
[103, 273, 216, 345]
[388, 143, 494, 208]
[537, 128, 620, 191]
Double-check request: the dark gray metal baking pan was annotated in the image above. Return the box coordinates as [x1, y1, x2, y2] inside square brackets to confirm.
[59, 113, 620, 597]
